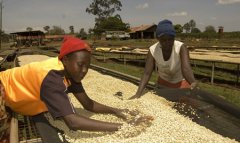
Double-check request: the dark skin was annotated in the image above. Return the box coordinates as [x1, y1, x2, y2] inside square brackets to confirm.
[61, 50, 152, 131]
[130, 35, 197, 99]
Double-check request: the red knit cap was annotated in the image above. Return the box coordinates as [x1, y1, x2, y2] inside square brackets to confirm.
[58, 36, 91, 60]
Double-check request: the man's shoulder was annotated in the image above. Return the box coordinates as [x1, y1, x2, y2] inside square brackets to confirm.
[174, 40, 184, 46]
[174, 40, 184, 53]
[149, 42, 160, 50]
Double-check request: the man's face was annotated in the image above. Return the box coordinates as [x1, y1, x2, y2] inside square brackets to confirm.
[62, 50, 91, 83]
[157, 35, 175, 49]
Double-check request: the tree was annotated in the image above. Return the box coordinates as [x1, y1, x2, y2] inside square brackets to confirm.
[174, 24, 183, 33]
[0, 30, 10, 43]
[69, 26, 74, 34]
[86, 0, 124, 36]
[189, 19, 196, 33]
[183, 23, 190, 33]
[26, 27, 33, 31]
[43, 26, 50, 34]
[49, 26, 65, 35]
[88, 28, 94, 34]
[204, 25, 216, 33]
[191, 28, 201, 33]
[76, 28, 87, 39]
[93, 15, 129, 35]
[86, 0, 122, 21]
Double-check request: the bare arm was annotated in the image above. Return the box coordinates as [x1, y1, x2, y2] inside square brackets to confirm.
[63, 113, 121, 131]
[74, 92, 120, 114]
[62, 92, 123, 132]
[179, 44, 196, 85]
[130, 51, 155, 99]
[62, 92, 152, 131]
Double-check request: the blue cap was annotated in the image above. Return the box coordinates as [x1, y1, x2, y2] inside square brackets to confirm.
[156, 19, 176, 37]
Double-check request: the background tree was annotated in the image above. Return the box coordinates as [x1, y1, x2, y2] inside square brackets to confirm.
[76, 28, 87, 39]
[189, 19, 196, 33]
[49, 26, 65, 35]
[0, 30, 10, 43]
[204, 25, 216, 33]
[94, 16, 129, 35]
[86, 0, 126, 36]
[26, 27, 33, 31]
[69, 26, 74, 34]
[43, 26, 50, 34]
[88, 28, 94, 34]
[202, 25, 217, 39]
[86, 0, 122, 22]
[183, 23, 190, 33]
[88, 28, 96, 42]
[174, 24, 183, 33]
[191, 27, 201, 33]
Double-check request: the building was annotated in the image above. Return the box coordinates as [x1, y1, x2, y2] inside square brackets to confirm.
[129, 24, 157, 39]
[10, 30, 45, 47]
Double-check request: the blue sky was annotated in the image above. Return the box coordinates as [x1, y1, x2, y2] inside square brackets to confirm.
[2, 0, 240, 33]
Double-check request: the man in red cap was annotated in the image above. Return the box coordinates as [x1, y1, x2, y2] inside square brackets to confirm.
[0, 36, 151, 143]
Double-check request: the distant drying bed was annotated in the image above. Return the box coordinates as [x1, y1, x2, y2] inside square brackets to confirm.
[190, 49, 240, 64]
[17, 55, 51, 66]
[18, 55, 237, 143]
[95, 46, 240, 64]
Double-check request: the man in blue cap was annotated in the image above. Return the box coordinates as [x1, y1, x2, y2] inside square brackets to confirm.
[130, 19, 197, 99]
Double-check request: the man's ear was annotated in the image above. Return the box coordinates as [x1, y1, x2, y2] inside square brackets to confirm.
[61, 56, 68, 66]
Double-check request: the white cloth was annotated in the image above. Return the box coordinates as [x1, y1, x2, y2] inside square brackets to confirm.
[149, 40, 184, 83]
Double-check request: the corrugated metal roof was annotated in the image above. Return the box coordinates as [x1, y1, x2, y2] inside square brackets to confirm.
[130, 24, 156, 33]
[10, 30, 45, 36]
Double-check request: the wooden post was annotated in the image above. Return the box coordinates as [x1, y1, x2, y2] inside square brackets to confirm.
[123, 54, 126, 65]
[237, 64, 239, 86]
[211, 61, 215, 84]
[193, 60, 197, 67]
[10, 114, 19, 143]
[103, 52, 106, 62]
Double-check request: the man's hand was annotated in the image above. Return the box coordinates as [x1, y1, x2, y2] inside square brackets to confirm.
[190, 81, 199, 90]
[127, 115, 154, 126]
[114, 109, 140, 120]
[114, 109, 130, 120]
[117, 109, 154, 125]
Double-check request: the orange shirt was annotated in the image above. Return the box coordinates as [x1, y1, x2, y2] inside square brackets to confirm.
[0, 57, 65, 116]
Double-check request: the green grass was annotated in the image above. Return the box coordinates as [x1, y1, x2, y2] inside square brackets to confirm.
[192, 66, 237, 83]
[91, 57, 158, 82]
[199, 82, 240, 107]
[191, 60, 238, 84]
